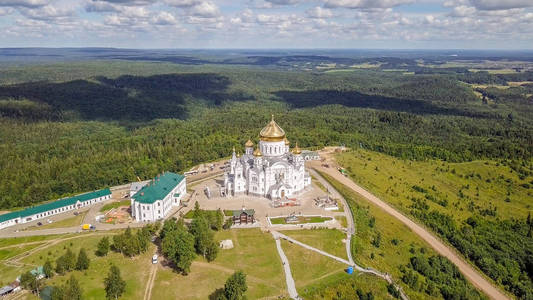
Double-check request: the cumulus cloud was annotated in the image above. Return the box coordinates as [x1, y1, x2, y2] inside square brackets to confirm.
[469, 0, 533, 10]
[190, 1, 219, 17]
[0, 0, 48, 8]
[151, 11, 176, 24]
[264, 0, 300, 5]
[91, 0, 156, 5]
[163, 0, 201, 8]
[306, 6, 333, 18]
[19, 4, 75, 20]
[324, 0, 413, 9]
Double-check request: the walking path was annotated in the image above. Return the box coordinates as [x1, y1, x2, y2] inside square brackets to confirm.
[143, 263, 158, 300]
[271, 231, 299, 300]
[308, 153, 509, 300]
[274, 230, 351, 265]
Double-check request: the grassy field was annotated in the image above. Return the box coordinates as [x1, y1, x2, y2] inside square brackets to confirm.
[280, 239, 347, 290]
[151, 228, 287, 299]
[320, 172, 442, 300]
[337, 149, 532, 221]
[280, 228, 348, 260]
[270, 216, 332, 225]
[335, 216, 347, 228]
[99, 200, 131, 212]
[299, 271, 391, 300]
[0, 234, 74, 248]
[9, 232, 152, 300]
[280, 236, 391, 300]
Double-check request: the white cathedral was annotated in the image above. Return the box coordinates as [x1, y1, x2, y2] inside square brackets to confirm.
[223, 115, 311, 199]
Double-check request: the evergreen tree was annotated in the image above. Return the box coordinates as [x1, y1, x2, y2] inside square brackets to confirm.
[55, 255, 66, 275]
[76, 248, 90, 271]
[160, 218, 178, 240]
[20, 271, 42, 296]
[104, 264, 126, 300]
[64, 275, 83, 300]
[64, 248, 76, 271]
[190, 215, 213, 257]
[43, 259, 54, 278]
[223, 271, 247, 300]
[50, 285, 64, 300]
[205, 240, 219, 262]
[161, 229, 196, 275]
[96, 237, 110, 257]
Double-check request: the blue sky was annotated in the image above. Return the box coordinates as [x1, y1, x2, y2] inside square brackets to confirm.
[0, 0, 532, 49]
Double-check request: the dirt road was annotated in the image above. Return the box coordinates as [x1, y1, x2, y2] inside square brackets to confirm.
[308, 154, 509, 300]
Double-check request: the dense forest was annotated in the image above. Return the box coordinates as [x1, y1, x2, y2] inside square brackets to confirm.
[0, 60, 531, 211]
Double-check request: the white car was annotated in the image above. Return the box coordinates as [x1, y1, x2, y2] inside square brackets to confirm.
[152, 254, 158, 264]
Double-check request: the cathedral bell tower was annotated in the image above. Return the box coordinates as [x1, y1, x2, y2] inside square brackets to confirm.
[245, 140, 254, 155]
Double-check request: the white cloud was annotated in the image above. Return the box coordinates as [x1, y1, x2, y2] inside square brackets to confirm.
[449, 5, 476, 17]
[163, 0, 201, 8]
[91, 0, 156, 6]
[470, 0, 533, 10]
[190, 1, 219, 17]
[0, 0, 48, 8]
[264, 0, 300, 5]
[0, 6, 14, 14]
[324, 0, 413, 9]
[151, 11, 176, 24]
[19, 4, 75, 20]
[306, 6, 333, 18]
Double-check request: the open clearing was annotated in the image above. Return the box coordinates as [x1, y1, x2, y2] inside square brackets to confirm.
[336, 149, 532, 221]
[280, 228, 348, 260]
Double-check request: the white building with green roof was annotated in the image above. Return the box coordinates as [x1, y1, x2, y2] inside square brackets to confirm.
[0, 189, 111, 230]
[131, 172, 186, 222]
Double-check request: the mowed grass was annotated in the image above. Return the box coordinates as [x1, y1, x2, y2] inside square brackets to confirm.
[270, 216, 332, 225]
[280, 239, 346, 292]
[320, 172, 443, 300]
[99, 199, 131, 212]
[299, 271, 390, 300]
[26, 211, 87, 231]
[152, 228, 287, 299]
[281, 228, 348, 260]
[337, 149, 532, 222]
[19, 232, 151, 300]
[0, 234, 73, 248]
[0, 243, 44, 261]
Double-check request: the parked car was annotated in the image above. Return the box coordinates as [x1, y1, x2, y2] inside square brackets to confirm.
[152, 254, 158, 264]
[89, 225, 96, 230]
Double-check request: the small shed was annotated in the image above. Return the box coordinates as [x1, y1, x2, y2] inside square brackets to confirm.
[219, 239, 234, 249]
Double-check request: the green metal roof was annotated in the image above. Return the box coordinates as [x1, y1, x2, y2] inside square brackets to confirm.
[0, 188, 111, 223]
[232, 209, 255, 217]
[132, 172, 185, 204]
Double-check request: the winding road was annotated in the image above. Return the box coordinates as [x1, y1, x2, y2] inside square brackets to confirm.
[308, 153, 509, 300]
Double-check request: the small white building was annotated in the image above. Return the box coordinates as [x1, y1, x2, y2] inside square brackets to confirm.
[301, 150, 320, 161]
[0, 189, 112, 230]
[131, 172, 186, 222]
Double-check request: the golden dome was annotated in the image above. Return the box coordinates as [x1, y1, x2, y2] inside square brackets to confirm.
[245, 139, 254, 147]
[284, 137, 290, 145]
[292, 142, 302, 155]
[253, 147, 263, 157]
[260, 115, 286, 142]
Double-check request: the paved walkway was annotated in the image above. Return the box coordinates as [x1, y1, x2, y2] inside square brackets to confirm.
[271, 231, 299, 300]
[309, 150, 509, 300]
